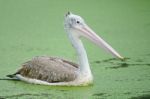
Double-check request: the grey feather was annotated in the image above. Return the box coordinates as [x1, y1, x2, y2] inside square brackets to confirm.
[12, 56, 79, 83]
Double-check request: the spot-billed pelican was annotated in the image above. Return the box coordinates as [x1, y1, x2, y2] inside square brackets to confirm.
[7, 12, 124, 86]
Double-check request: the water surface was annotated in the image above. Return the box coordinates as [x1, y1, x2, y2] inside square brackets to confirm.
[0, 0, 150, 99]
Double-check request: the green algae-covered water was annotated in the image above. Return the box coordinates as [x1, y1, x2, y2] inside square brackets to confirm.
[0, 0, 150, 99]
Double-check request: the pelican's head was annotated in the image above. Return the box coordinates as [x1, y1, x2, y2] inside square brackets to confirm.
[64, 12, 85, 31]
[64, 12, 124, 60]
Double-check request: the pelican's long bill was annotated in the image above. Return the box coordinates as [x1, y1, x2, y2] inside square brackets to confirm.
[74, 24, 124, 60]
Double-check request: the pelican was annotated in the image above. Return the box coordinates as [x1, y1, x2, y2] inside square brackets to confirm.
[7, 12, 124, 86]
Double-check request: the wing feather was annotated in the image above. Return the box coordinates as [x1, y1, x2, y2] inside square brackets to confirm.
[15, 56, 79, 82]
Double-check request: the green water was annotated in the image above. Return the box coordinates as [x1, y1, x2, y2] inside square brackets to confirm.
[0, 0, 150, 99]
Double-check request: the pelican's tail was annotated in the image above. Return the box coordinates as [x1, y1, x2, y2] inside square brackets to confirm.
[6, 74, 16, 78]
[0, 74, 19, 81]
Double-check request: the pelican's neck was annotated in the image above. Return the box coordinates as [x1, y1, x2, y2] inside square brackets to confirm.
[67, 30, 92, 76]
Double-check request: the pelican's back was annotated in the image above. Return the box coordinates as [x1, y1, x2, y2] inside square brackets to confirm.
[12, 56, 79, 83]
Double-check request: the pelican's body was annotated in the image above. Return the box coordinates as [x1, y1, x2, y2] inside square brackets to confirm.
[13, 56, 92, 86]
[7, 12, 123, 86]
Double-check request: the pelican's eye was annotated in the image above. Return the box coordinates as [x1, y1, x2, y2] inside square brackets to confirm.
[76, 21, 80, 24]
